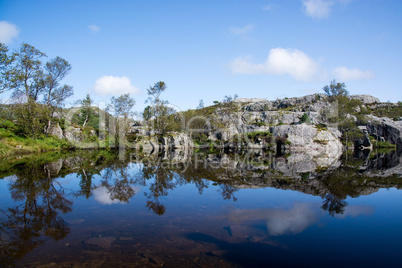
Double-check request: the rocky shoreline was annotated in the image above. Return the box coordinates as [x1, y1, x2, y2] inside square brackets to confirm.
[45, 94, 402, 161]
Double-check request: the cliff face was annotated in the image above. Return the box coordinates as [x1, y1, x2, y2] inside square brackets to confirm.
[365, 115, 402, 150]
[209, 94, 400, 154]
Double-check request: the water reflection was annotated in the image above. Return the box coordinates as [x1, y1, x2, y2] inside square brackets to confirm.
[0, 161, 72, 266]
[225, 202, 374, 236]
[0, 148, 401, 266]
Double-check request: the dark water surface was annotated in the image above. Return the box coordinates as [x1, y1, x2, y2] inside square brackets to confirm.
[1, 149, 402, 267]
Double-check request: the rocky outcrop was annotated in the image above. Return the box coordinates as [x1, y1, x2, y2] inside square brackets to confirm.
[365, 115, 402, 149]
[63, 126, 98, 148]
[242, 100, 272, 112]
[271, 124, 343, 158]
[64, 126, 85, 143]
[236, 94, 328, 111]
[166, 132, 194, 149]
[271, 94, 327, 109]
[48, 123, 63, 139]
[355, 126, 372, 150]
[350, 95, 380, 104]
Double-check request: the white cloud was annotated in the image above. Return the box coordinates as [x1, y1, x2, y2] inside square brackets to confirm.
[88, 24, 100, 33]
[93, 75, 140, 96]
[333, 66, 374, 81]
[302, 0, 334, 19]
[230, 24, 254, 35]
[230, 47, 320, 81]
[0, 21, 19, 44]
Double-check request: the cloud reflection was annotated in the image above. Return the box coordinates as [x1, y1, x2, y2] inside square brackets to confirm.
[227, 202, 375, 236]
[92, 186, 140, 205]
[335, 205, 374, 219]
[266, 203, 318, 236]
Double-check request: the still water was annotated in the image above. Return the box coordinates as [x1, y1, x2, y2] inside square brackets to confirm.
[1, 149, 402, 267]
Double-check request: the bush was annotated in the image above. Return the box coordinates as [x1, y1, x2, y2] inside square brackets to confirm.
[315, 123, 328, 131]
[247, 131, 272, 143]
[252, 121, 266, 127]
[299, 113, 311, 124]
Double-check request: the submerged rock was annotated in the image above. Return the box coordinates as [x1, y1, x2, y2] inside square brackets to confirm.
[84, 236, 116, 248]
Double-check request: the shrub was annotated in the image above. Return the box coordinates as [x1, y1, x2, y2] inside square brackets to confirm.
[299, 113, 311, 124]
[247, 131, 272, 143]
[252, 121, 266, 127]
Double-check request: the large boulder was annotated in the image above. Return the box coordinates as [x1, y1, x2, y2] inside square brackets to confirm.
[63, 126, 98, 148]
[233, 98, 266, 104]
[64, 126, 84, 143]
[48, 123, 63, 139]
[271, 94, 326, 109]
[350, 95, 380, 104]
[243, 100, 272, 111]
[271, 124, 343, 159]
[167, 132, 194, 149]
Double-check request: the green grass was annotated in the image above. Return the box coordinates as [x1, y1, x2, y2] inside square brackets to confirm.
[0, 127, 73, 157]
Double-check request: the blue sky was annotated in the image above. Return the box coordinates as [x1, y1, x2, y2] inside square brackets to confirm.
[1, 0, 401, 112]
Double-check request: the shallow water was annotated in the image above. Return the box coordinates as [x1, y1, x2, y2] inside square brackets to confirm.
[1, 149, 402, 267]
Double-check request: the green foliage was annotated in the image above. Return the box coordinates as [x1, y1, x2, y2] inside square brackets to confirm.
[192, 133, 209, 146]
[299, 113, 311, 124]
[247, 131, 273, 143]
[369, 136, 396, 149]
[0, 119, 17, 132]
[315, 123, 328, 131]
[323, 80, 349, 101]
[144, 81, 176, 135]
[370, 103, 402, 119]
[147, 81, 166, 103]
[252, 121, 267, 127]
[76, 94, 94, 128]
[338, 118, 363, 144]
[110, 93, 135, 119]
[0, 43, 73, 138]
[14, 100, 49, 137]
[0, 127, 72, 157]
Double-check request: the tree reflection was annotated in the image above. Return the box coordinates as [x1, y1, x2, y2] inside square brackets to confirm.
[321, 194, 348, 217]
[98, 161, 137, 203]
[76, 169, 98, 199]
[0, 162, 72, 266]
[141, 162, 176, 215]
[2, 148, 399, 265]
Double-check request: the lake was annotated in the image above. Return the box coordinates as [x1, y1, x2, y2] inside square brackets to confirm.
[1, 149, 402, 267]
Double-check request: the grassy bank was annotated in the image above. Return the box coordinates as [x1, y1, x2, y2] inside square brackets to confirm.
[0, 126, 72, 157]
